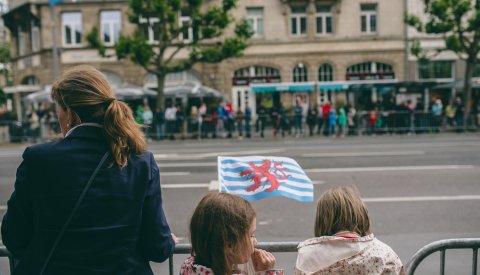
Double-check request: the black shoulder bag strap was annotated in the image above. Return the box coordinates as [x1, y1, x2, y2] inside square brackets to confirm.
[39, 151, 110, 275]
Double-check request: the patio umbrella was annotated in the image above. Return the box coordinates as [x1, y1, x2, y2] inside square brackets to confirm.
[23, 86, 53, 104]
[113, 83, 156, 100]
[23, 83, 155, 104]
[161, 82, 223, 98]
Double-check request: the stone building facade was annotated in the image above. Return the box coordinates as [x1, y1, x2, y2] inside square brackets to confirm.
[4, 0, 413, 115]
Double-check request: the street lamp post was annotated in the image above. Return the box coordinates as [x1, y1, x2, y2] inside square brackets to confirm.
[49, 3, 60, 80]
[0, 1, 8, 86]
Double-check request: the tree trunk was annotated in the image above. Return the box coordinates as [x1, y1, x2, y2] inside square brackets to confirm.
[156, 73, 166, 110]
[463, 59, 474, 128]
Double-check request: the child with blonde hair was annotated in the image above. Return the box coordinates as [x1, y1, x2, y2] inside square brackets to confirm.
[295, 186, 404, 274]
[181, 192, 276, 275]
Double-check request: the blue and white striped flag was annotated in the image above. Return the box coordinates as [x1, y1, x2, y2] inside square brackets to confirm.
[218, 156, 314, 202]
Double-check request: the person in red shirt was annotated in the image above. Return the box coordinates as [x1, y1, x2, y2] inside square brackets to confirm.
[368, 109, 378, 135]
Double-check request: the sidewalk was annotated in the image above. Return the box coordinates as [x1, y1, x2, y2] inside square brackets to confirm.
[1, 127, 479, 148]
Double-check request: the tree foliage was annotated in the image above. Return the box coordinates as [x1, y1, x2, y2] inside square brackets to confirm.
[88, 0, 253, 108]
[0, 42, 10, 64]
[406, 0, 480, 123]
[406, 0, 480, 60]
[0, 87, 6, 105]
[0, 42, 11, 92]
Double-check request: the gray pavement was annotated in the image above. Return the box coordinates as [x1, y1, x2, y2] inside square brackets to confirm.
[1, 133, 479, 274]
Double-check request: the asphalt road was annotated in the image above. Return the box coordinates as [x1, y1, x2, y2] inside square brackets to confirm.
[1, 133, 479, 274]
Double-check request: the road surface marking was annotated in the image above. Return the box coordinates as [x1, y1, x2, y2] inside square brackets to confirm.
[364, 195, 480, 203]
[160, 180, 325, 190]
[305, 165, 474, 173]
[302, 151, 425, 157]
[158, 162, 217, 167]
[285, 141, 480, 149]
[0, 153, 21, 158]
[1, 194, 478, 211]
[154, 148, 285, 160]
[162, 183, 210, 189]
[209, 180, 219, 191]
[161, 172, 191, 176]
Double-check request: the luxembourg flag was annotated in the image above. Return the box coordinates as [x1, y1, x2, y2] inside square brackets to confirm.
[218, 156, 314, 202]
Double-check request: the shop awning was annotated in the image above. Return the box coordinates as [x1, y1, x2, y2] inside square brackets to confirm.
[250, 82, 315, 93]
[114, 83, 156, 100]
[433, 80, 480, 90]
[318, 82, 349, 91]
[348, 79, 400, 91]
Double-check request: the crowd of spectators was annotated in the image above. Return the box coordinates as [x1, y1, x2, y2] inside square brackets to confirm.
[0, 95, 479, 143]
[138, 95, 479, 141]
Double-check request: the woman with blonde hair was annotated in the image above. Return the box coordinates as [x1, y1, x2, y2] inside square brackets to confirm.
[295, 186, 404, 275]
[1, 65, 175, 274]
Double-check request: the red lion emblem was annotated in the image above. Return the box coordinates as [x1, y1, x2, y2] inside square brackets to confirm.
[239, 159, 290, 192]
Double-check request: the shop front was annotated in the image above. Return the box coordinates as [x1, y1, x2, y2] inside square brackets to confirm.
[250, 82, 316, 117]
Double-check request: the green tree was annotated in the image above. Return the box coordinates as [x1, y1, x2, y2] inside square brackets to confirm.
[406, 0, 480, 125]
[0, 42, 10, 85]
[88, 0, 253, 109]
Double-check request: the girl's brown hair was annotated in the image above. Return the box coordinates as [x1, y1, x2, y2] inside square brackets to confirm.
[190, 192, 256, 275]
[314, 186, 370, 237]
[51, 65, 146, 167]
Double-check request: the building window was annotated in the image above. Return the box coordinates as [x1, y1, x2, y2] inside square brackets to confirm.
[474, 63, 480, 77]
[179, 10, 193, 42]
[246, 7, 264, 38]
[62, 12, 82, 46]
[17, 26, 25, 56]
[31, 21, 40, 52]
[290, 6, 307, 36]
[360, 3, 377, 34]
[101, 11, 121, 46]
[139, 16, 160, 43]
[233, 66, 281, 85]
[316, 5, 333, 35]
[21, 75, 39, 85]
[418, 61, 454, 79]
[318, 64, 333, 81]
[346, 61, 395, 80]
[293, 64, 308, 82]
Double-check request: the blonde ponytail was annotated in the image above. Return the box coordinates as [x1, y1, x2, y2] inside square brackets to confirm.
[51, 65, 146, 167]
[104, 99, 146, 167]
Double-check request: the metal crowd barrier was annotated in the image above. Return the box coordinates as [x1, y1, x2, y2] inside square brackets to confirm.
[1, 239, 480, 274]
[0, 243, 299, 275]
[1, 110, 479, 144]
[406, 238, 480, 275]
[168, 242, 299, 275]
[0, 246, 14, 275]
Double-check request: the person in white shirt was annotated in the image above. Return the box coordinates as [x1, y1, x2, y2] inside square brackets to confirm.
[295, 186, 404, 275]
[164, 103, 177, 140]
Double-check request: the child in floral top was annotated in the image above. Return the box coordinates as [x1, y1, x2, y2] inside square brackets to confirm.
[180, 193, 277, 275]
[295, 186, 404, 275]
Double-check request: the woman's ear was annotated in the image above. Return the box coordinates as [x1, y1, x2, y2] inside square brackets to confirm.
[67, 109, 81, 126]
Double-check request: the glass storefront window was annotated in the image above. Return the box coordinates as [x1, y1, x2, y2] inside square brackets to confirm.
[474, 63, 480, 77]
[418, 61, 453, 80]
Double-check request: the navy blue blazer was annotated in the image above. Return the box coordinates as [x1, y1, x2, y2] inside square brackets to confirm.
[1, 125, 175, 274]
